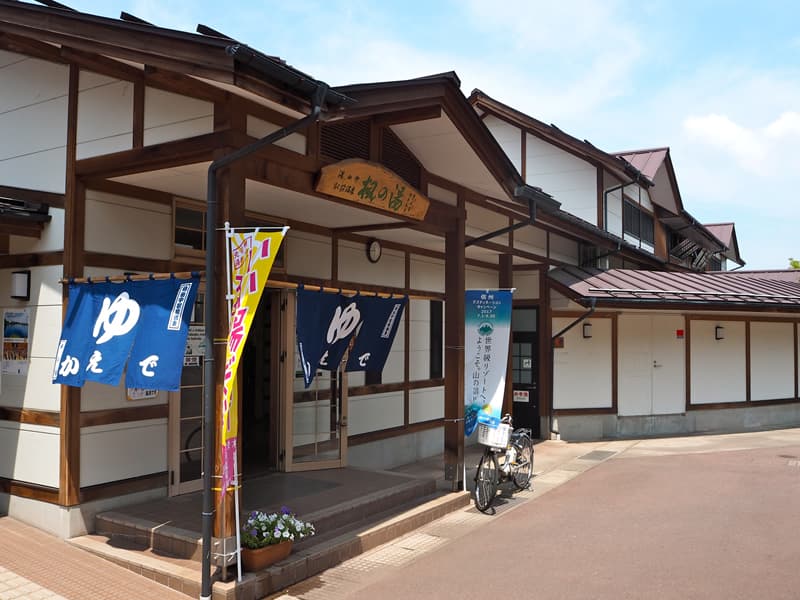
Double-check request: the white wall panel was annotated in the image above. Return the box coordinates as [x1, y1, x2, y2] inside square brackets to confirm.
[409, 386, 444, 423]
[286, 231, 332, 280]
[143, 88, 213, 146]
[427, 183, 457, 207]
[514, 271, 540, 300]
[408, 299, 431, 381]
[10, 208, 65, 254]
[337, 239, 404, 288]
[605, 188, 622, 237]
[247, 116, 306, 154]
[77, 72, 133, 159]
[690, 320, 746, 404]
[483, 115, 522, 172]
[410, 255, 445, 294]
[0, 53, 68, 193]
[466, 266, 497, 290]
[85, 190, 172, 259]
[514, 225, 547, 256]
[750, 321, 794, 401]
[466, 204, 510, 247]
[526, 133, 597, 224]
[0, 422, 59, 486]
[81, 420, 167, 487]
[348, 391, 404, 435]
[82, 381, 167, 412]
[0, 358, 61, 411]
[553, 317, 612, 409]
[549, 234, 579, 265]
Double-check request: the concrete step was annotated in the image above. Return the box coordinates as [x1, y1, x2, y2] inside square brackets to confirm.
[93, 475, 437, 563]
[70, 490, 470, 600]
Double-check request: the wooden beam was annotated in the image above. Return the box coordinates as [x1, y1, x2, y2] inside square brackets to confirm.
[0, 407, 60, 427]
[80, 404, 169, 428]
[60, 46, 143, 81]
[0, 31, 67, 63]
[0, 184, 65, 210]
[144, 65, 228, 104]
[373, 105, 442, 128]
[0, 477, 60, 504]
[83, 251, 202, 274]
[85, 179, 173, 206]
[75, 131, 226, 178]
[0, 251, 64, 269]
[0, 221, 44, 238]
[80, 472, 167, 503]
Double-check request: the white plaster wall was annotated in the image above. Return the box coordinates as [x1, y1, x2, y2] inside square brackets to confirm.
[348, 391, 404, 436]
[549, 233, 579, 265]
[690, 320, 746, 404]
[0, 50, 68, 193]
[409, 386, 444, 423]
[80, 420, 167, 487]
[553, 317, 612, 409]
[0, 265, 65, 412]
[337, 239, 404, 288]
[0, 422, 59, 486]
[750, 321, 794, 401]
[483, 115, 522, 173]
[408, 299, 431, 381]
[81, 380, 167, 412]
[605, 187, 622, 237]
[246, 115, 306, 154]
[10, 207, 65, 254]
[409, 255, 445, 294]
[466, 204, 509, 246]
[84, 189, 172, 259]
[427, 183, 457, 207]
[143, 87, 213, 146]
[513, 271, 540, 300]
[514, 225, 547, 257]
[285, 230, 332, 280]
[525, 133, 597, 224]
[76, 71, 133, 159]
[466, 266, 497, 290]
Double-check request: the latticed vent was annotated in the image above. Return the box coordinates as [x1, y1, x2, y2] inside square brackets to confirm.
[320, 119, 370, 161]
[381, 128, 421, 188]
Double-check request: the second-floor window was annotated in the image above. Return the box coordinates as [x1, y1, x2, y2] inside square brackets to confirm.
[623, 200, 654, 245]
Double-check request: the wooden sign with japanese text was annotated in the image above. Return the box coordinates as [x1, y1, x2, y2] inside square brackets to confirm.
[316, 159, 430, 220]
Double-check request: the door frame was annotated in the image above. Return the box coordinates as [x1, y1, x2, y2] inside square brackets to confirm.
[279, 289, 348, 472]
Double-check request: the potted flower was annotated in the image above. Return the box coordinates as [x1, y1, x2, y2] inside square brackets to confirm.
[240, 506, 315, 571]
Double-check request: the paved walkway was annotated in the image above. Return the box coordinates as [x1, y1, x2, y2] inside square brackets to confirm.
[0, 518, 187, 600]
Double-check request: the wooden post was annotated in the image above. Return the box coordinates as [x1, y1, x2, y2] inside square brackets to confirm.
[443, 212, 465, 491]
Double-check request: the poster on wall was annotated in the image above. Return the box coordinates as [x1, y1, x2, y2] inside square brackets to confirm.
[3, 309, 30, 375]
[463, 290, 512, 436]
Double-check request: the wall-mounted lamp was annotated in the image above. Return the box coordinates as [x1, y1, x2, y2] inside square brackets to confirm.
[715, 325, 725, 341]
[582, 322, 593, 339]
[10, 270, 30, 301]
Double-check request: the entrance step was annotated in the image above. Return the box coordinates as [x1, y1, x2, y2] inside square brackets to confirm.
[70, 490, 469, 599]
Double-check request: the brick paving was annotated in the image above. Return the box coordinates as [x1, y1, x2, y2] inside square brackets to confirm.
[0, 518, 186, 600]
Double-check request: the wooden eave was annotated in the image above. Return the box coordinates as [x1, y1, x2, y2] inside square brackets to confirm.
[334, 74, 548, 213]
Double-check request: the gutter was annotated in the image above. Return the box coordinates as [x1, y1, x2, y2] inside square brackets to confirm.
[465, 185, 558, 247]
[200, 81, 333, 600]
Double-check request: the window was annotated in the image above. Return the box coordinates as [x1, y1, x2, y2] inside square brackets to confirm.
[175, 203, 206, 256]
[622, 200, 654, 245]
[430, 300, 443, 378]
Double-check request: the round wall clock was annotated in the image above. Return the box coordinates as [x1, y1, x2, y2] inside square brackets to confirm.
[366, 239, 382, 263]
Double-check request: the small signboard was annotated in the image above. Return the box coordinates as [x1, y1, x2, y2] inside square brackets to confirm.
[522, 358, 532, 369]
[316, 159, 430, 220]
[513, 390, 530, 403]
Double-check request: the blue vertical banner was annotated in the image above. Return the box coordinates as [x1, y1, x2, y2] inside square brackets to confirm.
[52, 276, 199, 391]
[464, 289, 513, 436]
[345, 295, 406, 373]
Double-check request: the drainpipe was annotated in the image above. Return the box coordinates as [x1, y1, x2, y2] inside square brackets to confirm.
[200, 82, 329, 600]
[549, 298, 596, 438]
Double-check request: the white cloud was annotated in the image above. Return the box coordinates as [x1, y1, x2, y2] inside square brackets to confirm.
[682, 114, 768, 174]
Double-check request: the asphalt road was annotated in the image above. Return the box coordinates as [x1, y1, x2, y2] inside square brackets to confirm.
[289, 431, 800, 600]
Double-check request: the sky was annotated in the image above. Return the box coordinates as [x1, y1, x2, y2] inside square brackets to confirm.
[62, 0, 800, 270]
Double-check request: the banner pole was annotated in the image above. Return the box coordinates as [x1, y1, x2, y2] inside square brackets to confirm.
[224, 222, 233, 319]
[234, 457, 242, 581]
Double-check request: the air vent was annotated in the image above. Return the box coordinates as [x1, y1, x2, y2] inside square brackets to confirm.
[320, 119, 370, 161]
[381, 128, 421, 189]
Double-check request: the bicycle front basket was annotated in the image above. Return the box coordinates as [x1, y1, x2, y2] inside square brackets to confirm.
[477, 423, 511, 448]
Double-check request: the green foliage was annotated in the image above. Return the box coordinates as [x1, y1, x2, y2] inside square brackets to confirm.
[790, 258, 800, 269]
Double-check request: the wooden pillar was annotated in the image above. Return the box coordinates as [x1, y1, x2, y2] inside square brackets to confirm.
[443, 213, 465, 490]
[212, 159, 246, 539]
[499, 253, 514, 416]
[59, 64, 82, 507]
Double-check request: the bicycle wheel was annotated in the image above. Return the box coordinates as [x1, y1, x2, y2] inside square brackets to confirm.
[474, 449, 499, 512]
[511, 435, 534, 490]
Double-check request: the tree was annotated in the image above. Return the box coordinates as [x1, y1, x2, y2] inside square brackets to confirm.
[790, 258, 800, 269]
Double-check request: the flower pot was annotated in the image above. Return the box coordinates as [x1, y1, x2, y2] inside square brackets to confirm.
[240, 540, 293, 571]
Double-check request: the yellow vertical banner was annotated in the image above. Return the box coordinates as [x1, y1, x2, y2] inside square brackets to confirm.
[220, 227, 288, 492]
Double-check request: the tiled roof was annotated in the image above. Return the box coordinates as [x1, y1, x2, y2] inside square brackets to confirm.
[549, 267, 800, 309]
[614, 148, 668, 181]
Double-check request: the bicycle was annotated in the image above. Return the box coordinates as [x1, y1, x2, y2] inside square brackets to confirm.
[473, 414, 534, 513]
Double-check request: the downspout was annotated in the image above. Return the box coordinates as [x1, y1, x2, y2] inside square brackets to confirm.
[549, 297, 596, 437]
[201, 82, 329, 600]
